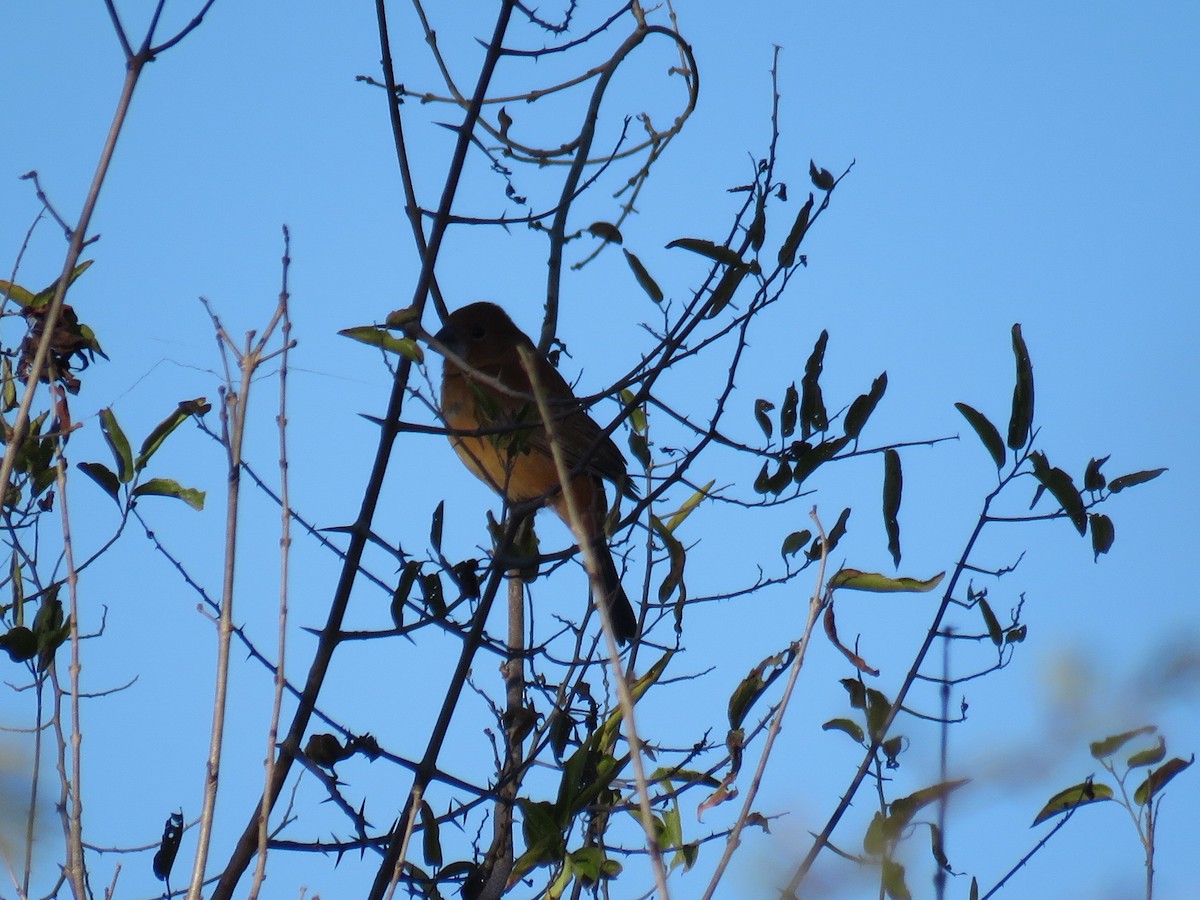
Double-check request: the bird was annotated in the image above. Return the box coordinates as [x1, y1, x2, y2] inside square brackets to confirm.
[435, 301, 638, 644]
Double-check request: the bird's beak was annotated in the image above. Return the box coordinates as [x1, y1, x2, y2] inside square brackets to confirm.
[433, 324, 463, 357]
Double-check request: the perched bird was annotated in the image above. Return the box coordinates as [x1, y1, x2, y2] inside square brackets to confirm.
[435, 302, 638, 644]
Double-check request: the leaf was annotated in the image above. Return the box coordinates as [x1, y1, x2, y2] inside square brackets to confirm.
[420, 800, 443, 868]
[747, 195, 766, 251]
[1031, 781, 1113, 826]
[728, 648, 793, 730]
[979, 597, 1003, 645]
[883, 449, 902, 567]
[754, 399, 774, 439]
[822, 718, 865, 743]
[78, 461, 120, 502]
[651, 515, 687, 604]
[845, 373, 888, 440]
[1030, 455, 1087, 535]
[888, 780, 969, 831]
[1089, 513, 1115, 561]
[809, 160, 836, 192]
[780, 530, 811, 559]
[807, 507, 851, 560]
[828, 569, 944, 593]
[26, 260, 94, 310]
[1133, 756, 1193, 806]
[665, 481, 712, 532]
[703, 263, 748, 319]
[338, 326, 424, 362]
[430, 500, 444, 554]
[100, 408, 133, 483]
[623, 249, 663, 303]
[800, 331, 829, 437]
[883, 854, 907, 897]
[665, 237, 745, 268]
[152, 812, 184, 882]
[132, 478, 205, 510]
[1083, 455, 1109, 492]
[136, 398, 209, 472]
[824, 604, 879, 676]
[1006, 324, 1035, 450]
[954, 402, 1005, 469]
[0, 277, 35, 307]
[777, 193, 814, 268]
[587, 222, 623, 244]
[780, 384, 798, 439]
[1108, 468, 1167, 493]
[1127, 736, 1167, 769]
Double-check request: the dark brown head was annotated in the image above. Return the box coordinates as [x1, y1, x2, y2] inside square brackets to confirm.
[435, 302, 533, 371]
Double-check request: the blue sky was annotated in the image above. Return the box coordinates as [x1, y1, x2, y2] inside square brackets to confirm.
[2, 2, 1197, 898]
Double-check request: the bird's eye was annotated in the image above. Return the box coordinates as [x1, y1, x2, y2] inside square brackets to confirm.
[470, 326, 486, 339]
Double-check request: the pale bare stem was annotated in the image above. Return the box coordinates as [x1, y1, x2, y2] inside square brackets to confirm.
[22, 671, 47, 896]
[248, 231, 294, 900]
[186, 325, 257, 899]
[0, 61, 141, 534]
[474, 575, 525, 897]
[701, 508, 829, 900]
[101, 862, 121, 900]
[51, 419, 88, 897]
[516, 345, 671, 898]
[381, 785, 426, 900]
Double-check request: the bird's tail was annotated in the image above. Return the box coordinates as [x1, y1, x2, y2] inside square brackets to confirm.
[593, 537, 638, 644]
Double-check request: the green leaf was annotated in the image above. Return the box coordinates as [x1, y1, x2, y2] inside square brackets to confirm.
[132, 478, 205, 510]
[78, 462, 120, 502]
[100, 408, 133, 483]
[1006, 324, 1035, 450]
[728, 648, 792, 730]
[777, 193, 814, 268]
[1089, 727, 1157, 760]
[822, 718, 865, 743]
[883, 449, 902, 567]
[666, 237, 745, 268]
[865, 687, 892, 742]
[1133, 756, 1193, 806]
[882, 858, 911, 900]
[651, 515, 687, 604]
[954, 402, 1005, 469]
[844, 373, 888, 440]
[1108, 468, 1167, 493]
[27, 260, 94, 310]
[136, 398, 209, 472]
[780, 530, 811, 559]
[1127, 736, 1167, 769]
[754, 399, 774, 439]
[623, 249, 663, 303]
[1089, 513, 1115, 561]
[665, 481, 712, 533]
[0, 277, 35, 307]
[828, 569, 944, 593]
[1032, 781, 1113, 826]
[338, 326, 424, 362]
[0, 626, 38, 662]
